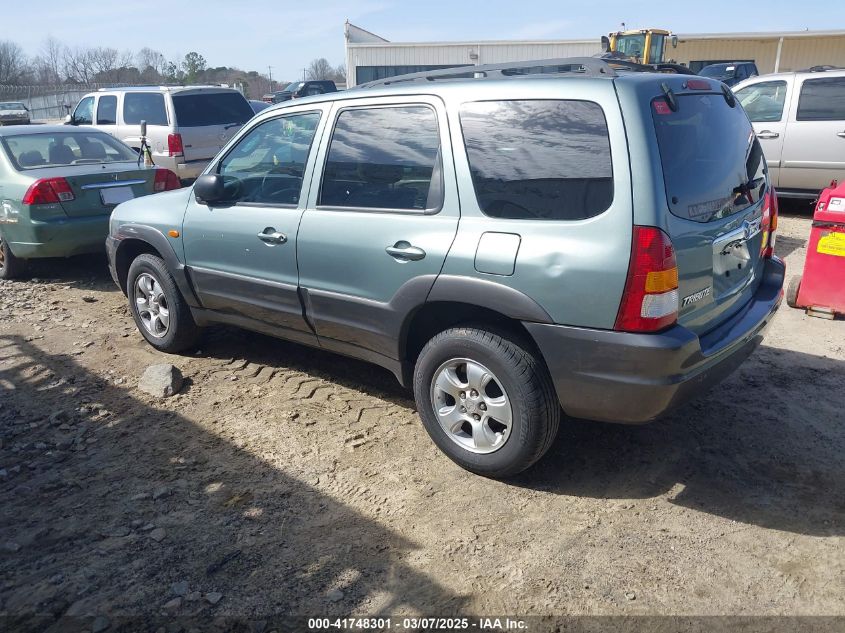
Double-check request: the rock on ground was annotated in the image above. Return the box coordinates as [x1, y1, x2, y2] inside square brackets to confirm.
[138, 364, 183, 398]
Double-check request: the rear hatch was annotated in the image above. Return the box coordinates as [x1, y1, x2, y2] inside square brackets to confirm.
[651, 84, 770, 337]
[31, 163, 160, 218]
[171, 90, 254, 163]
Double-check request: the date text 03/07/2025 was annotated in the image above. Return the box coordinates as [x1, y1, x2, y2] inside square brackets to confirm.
[308, 617, 528, 630]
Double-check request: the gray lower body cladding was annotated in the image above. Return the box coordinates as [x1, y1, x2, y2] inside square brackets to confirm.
[525, 257, 785, 424]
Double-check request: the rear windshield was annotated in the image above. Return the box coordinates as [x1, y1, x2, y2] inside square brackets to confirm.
[172, 92, 253, 127]
[1, 131, 136, 170]
[652, 93, 766, 222]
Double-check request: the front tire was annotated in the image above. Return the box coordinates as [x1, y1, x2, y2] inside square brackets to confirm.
[126, 253, 199, 353]
[413, 326, 560, 478]
[0, 234, 26, 280]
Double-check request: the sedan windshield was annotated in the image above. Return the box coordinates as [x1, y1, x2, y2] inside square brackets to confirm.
[1, 131, 136, 170]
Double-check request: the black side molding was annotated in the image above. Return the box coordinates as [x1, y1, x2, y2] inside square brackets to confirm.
[427, 275, 553, 324]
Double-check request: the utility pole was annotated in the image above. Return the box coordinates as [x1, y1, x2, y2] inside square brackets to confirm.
[302, 68, 307, 81]
[268, 65, 273, 90]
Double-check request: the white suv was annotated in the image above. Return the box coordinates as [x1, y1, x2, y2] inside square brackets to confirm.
[735, 68, 845, 199]
[67, 86, 254, 181]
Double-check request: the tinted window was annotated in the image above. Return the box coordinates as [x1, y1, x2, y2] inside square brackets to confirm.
[96, 95, 117, 125]
[73, 96, 94, 125]
[173, 92, 253, 127]
[797, 77, 845, 121]
[653, 94, 767, 223]
[320, 106, 442, 211]
[2, 131, 136, 170]
[217, 112, 321, 206]
[736, 81, 788, 122]
[460, 100, 613, 221]
[123, 93, 167, 126]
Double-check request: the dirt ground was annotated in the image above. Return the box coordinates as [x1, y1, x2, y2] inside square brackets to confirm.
[1, 207, 843, 626]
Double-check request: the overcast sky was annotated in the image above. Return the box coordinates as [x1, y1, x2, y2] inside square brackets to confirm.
[4, 0, 838, 81]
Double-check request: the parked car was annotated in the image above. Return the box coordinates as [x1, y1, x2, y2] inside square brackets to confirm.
[106, 59, 784, 477]
[262, 81, 337, 103]
[0, 126, 180, 279]
[699, 62, 759, 86]
[0, 102, 31, 126]
[66, 87, 253, 182]
[249, 100, 271, 114]
[735, 67, 845, 199]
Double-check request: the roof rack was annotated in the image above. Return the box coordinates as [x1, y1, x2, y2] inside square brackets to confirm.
[800, 65, 843, 72]
[357, 56, 659, 88]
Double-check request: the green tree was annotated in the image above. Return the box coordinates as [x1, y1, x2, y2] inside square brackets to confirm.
[181, 51, 206, 83]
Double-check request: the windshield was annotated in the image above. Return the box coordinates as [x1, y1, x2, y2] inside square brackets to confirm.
[172, 92, 253, 127]
[1, 131, 136, 170]
[0, 102, 26, 111]
[282, 82, 304, 93]
[700, 64, 736, 80]
[615, 34, 647, 60]
[652, 93, 767, 222]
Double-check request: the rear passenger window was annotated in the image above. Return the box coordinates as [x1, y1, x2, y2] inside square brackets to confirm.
[460, 100, 613, 220]
[319, 106, 442, 212]
[796, 77, 845, 121]
[123, 93, 167, 126]
[96, 96, 117, 125]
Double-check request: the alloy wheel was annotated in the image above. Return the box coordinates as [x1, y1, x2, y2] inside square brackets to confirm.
[133, 272, 170, 338]
[430, 357, 513, 454]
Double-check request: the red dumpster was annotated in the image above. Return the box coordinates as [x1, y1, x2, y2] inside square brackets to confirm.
[787, 180, 845, 318]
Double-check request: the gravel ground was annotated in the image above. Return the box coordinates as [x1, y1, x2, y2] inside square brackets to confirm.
[0, 209, 842, 625]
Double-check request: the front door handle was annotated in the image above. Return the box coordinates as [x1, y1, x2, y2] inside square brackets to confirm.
[837, 132, 845, 138]
[257, 227, 287, 244]
[385, 241, 426, 261]
[756, 130, 780, 139]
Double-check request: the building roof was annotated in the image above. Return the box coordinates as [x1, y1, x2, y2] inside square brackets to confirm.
[346, 23, 845, 47]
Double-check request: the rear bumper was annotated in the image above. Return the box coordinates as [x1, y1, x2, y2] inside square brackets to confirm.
[525, 257, 785, 423]
[6, 215, 110, 259]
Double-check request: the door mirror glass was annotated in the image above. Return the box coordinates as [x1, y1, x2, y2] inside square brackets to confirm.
[600, 36, 610, 53]
[194, 174, 226, 205]
[671, 35, 678, 48]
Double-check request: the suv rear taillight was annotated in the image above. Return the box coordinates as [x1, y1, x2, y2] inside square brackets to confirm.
[153, 168, 181, 192]
[22, 177, 75, 205]
[761, 188, 778, 259]
[167, 133, 184, 157]
[614, 226, 679, 333]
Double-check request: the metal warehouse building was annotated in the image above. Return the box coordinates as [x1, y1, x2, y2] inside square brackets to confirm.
[344, 22, 845, 86]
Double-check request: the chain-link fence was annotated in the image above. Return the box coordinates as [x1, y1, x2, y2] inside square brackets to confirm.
[0, 84, 134, 121]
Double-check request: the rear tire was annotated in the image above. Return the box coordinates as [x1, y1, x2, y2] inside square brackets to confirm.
[0, 234, 26, 280]
[786, 274, 801, 309]
[126, 253, 199, 353]
[413, 325, 560, 478]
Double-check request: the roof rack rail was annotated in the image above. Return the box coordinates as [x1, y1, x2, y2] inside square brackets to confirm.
[357, 56, 658, 88]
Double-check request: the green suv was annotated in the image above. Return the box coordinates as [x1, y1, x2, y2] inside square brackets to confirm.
[106, 59, 784, 477]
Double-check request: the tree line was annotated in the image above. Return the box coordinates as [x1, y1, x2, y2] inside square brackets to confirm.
[0, 37, 345, 98]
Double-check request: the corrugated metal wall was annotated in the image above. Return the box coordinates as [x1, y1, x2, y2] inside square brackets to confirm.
[347, 34, 845, 85]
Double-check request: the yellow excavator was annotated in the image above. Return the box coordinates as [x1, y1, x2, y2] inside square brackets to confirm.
[600, 27, 695, 74]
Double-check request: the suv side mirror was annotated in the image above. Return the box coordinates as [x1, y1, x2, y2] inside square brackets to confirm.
[194, 174, 225, 205]
[671, 35, 678, 48]
[64, 114, 74, 125]
[600, 36, 611, 53]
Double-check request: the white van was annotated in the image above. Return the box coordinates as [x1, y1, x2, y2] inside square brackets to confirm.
[67, 86, 254, 181]
[735, 68, 845, 199]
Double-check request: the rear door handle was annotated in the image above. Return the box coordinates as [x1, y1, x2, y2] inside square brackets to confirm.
[756, 130, 780, 139]
[257, 228, 287, 244]
[385, 241, 426, 261]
